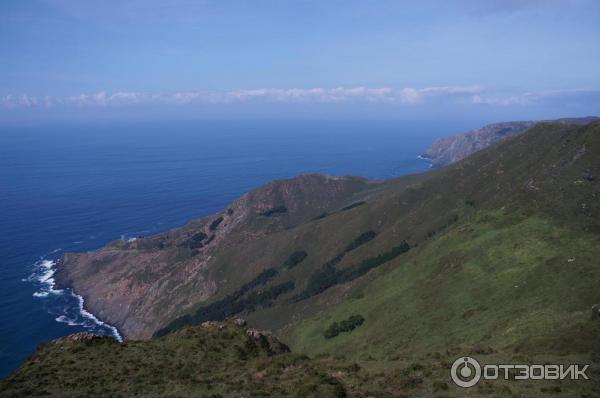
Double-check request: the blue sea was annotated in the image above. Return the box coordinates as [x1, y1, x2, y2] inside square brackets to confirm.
[0, 119, 469, 377]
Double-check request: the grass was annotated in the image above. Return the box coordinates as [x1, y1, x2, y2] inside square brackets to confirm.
[1, 321, 350, 398]
[287, 209, 600, 358]
[4, 321, 598, 397]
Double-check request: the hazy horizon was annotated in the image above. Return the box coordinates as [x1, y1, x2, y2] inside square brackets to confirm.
[2, 0, 599, 124]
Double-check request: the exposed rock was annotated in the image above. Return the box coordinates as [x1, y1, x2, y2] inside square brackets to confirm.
[422, 117, 598, 168]
[61, 332, 99, 343]
[233, 318, 247, 327]
[422, 121, 536, 168]
[591, 304, 600, 320]
[54, 173, 372, 340]
[246, 328, 261, 339]
[52, 332, 117, 348]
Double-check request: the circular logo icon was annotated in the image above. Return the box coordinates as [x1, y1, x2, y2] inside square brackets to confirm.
[451, 356, 482, 388]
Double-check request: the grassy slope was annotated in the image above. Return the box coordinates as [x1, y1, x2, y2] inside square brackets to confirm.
[287, 209, 600, 358]
[284, 122, 600, 358]
[3, 121, 600, 397]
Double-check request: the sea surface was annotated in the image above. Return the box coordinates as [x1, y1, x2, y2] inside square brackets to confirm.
[0, 119, 469, 377]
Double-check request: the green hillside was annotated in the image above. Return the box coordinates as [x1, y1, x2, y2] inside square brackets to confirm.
[3, 121, 600, 397]
[284, 121, 600, 359]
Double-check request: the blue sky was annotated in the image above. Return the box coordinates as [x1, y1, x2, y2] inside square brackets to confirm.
[1, 0, 599, 123]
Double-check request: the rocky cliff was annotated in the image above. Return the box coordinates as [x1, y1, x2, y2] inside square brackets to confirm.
[422, 116, 598, 168]
[54, 174, 374, 339]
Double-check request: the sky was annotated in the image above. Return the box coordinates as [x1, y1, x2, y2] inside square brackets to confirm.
[1, 0, 599, 124]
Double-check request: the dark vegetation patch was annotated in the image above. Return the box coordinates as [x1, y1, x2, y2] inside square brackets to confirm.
[261, 206, 288, 217]
[340, 201, 366, 211]
[312, 212, 329, 221]
[283, 250, 308, 269]
[155, 268, 293, 337]
[192, 232, 208, 242]
[178, 231, 209, 250]
[227, 208, 234, 215]
[189, 232, 208, 249]
[244, 281, 295, 311]
[323, 315, 365, 339]
[209, 216, 224, 231]
[159, 232, 395, 336]
[344, 231, 377, 252]
[293, 241, 410, 301]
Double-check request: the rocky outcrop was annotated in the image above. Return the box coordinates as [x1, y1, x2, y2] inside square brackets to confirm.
[422, 116, 598, 168]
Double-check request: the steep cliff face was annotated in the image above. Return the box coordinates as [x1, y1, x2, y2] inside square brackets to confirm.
[422, 117, 597, 168]
[54, 174, 373, 339]
[422, 121, 537, 167]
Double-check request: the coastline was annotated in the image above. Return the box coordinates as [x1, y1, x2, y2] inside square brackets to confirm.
[29, 256, 123, 342]
[417, 154, 434, 168]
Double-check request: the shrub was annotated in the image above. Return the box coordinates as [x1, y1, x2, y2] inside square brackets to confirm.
[338, 241, 410, 283]
[154, 268, 280, 337]
[304, 264, 338, 297]
[340, 201, 365, 211]
[209, 217, 224, 231]
[323, 315, 365, 339]
[260, 206, 288, 217]
[295, 241, 410, 301]
[323, 322, 340, 339]
[344, 231, 377, 252]
[191, 232, 208, 242]
[283, 250, 308, 269]
[312, 212, 329, 221]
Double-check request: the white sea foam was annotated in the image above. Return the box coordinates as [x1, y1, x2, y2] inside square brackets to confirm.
[55, 314, 84, 327]
[74, 293, 123, 342]
[30, 259, 60, 296]
[28, 256, 123, 342]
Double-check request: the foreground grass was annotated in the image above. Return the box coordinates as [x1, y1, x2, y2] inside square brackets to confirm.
[2, 320, 598, 397]
[1, 321, 349, 398]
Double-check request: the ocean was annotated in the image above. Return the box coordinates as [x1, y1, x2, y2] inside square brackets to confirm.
[0, 119, 467, 378]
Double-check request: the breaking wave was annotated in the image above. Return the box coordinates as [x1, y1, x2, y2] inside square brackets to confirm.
[27, 255, 123, 342]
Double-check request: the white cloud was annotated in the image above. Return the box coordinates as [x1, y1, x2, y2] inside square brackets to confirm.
[471, 88, 600, 106]
[2, 86, 598, 110]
